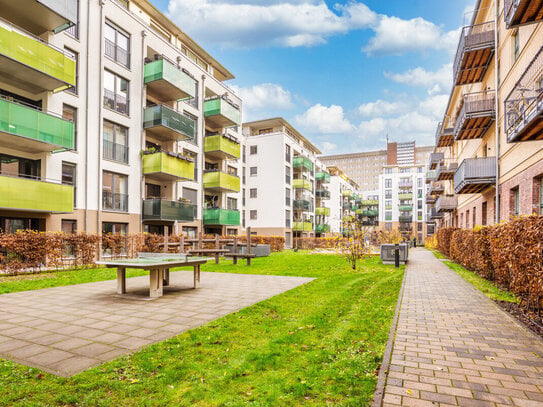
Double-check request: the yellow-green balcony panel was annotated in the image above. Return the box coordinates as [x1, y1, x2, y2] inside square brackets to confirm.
[204, 97, 241, 128]
[342, 190, 352, 197]
[203, 171, 240, 193]
[204, 134, 241, 160]
[142, 199, 195, 222]
[398, 193, 412, 200]
[292, 178, 313, 191]
[143, 105, 195, 142]
[293, 221, 312, 232]
[0, 174, 73, 213]
[0, 0, 77, 35]
[144, 58, 196, 102]
[0, 98, 74, 152]
[315, 207, 330, 216]
[0, 20, 76, 94]
[361, 199, 378, 206]
[142, 152, 194, 182]
[203, 208, 240, 226]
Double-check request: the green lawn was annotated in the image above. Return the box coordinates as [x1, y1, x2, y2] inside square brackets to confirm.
[430, 250, 446, 259]
[0, 251, 403, 406]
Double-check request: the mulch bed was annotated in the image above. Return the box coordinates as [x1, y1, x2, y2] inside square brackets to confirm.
[495, 300, 543, 339]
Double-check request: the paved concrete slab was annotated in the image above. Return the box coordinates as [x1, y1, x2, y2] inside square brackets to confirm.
[380, 248, 543, 406]
[0, 270, 312, 376]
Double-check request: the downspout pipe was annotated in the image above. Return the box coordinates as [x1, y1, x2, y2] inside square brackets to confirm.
[97, 0, 105, 237]
[494, 0, 500, 224]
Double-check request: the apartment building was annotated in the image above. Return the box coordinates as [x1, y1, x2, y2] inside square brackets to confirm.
[0, 0, 242, 236]
[243, 118, 330, 246]
[326, 166, 362, 234]
[428, 0, 543, 230]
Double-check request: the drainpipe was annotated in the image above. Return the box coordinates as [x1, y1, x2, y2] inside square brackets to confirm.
[494, 0, 500, 224]
[200, 75, 206, 236]
[84, 0, 92, 231]
[140, 29, 147, 233]
[97, 0, 105, 235]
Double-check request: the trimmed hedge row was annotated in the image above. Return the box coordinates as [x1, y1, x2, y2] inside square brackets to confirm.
[436, 216, 543, 311]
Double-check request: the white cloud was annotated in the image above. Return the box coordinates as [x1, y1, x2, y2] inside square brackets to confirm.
[384, 63, 453, 95]
[320, 141, 337, 154]
[358, 100, 408, 117]
[229, 83, 294, 121]
[295, 104, 355, 134]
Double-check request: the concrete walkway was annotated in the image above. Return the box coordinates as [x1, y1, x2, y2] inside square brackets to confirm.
[0, 270, 312, 376]
[380, 248, 543, 407]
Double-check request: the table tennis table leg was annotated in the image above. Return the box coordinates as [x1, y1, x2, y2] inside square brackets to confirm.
[163, 268, 170, 286]
[215, 253, 219, 264]
[149, 268, 164, 298]
[193, 264, 200, 288]
[117, 267, 126, 294]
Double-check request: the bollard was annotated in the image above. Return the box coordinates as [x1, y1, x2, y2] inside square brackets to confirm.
[394, 243, 400, 268]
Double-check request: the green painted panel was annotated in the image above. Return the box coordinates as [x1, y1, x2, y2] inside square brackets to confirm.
[315, 207, 330, 216]
[398, 193, 412, 200]
[315, 171, 330, 183]
[292, 178, 312, 191]
[144, 59, 196, 98]
[293, 221, 312, 231]
[142, 199, 195, 222]
[142, 152, 194, 180]
[203, 98, 241, 125]
[203, 208, 240, 226]
[0, 175, 73, 212]
[361, 200, 378, 206]
[292, 156, 313, 171]
[203, 134, 241, 159]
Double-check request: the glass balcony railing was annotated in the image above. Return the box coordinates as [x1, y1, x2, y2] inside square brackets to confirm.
[142, 199, 195, 222]
[360, 199, 378, 206]
[203, 208, 240, 226]
[0, 174, 73, 212]
[398, 193, 412, 200]
[293, 199, 313, 211]
[399, 205, 413, 212]
[204, 134, 241, 160]
[292, 156, 314, 172]
[204, 97, 241, 127]
[315, 207, 330, 216]
[142, 152, 194, 181]
[315, 171, 330, 183]
[203, 171, 240, 192]
[360, 210, 378, 217]
[144, 58, 196, 102]
[293, 221, 312, 232]
[315, 224, 330, 234]
[292, 178, 313, 191]
[0, 97, 74, 151]
[143, 105, 195, 141]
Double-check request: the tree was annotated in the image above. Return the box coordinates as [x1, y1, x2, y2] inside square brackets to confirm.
[336, 219, 372, 270]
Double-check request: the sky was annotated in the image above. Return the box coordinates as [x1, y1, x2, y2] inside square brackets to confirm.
[151, 0, 476, 154]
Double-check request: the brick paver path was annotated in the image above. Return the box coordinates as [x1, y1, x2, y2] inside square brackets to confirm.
[0, 270, 312, 376]
[381, 248, 543, 407]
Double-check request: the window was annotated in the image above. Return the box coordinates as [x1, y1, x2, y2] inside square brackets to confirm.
[0, 153, 40, 179]
[385, 211, 392, 221]
[285, 166, 291, 184]
[250, 145, 257, 155]
[512, 30, 520, 62]
[242, 145, 246, 163]
[64, 48, 78, 94]
[183, 187, 197, 204]
[473, 207, 476, 227]
[286, 188, 291, 206]
[104, 22, 130, 68]
[417, 178, 422, 188]
[61, 219, 77, 234]
[250, 210, 257, 220]
[102, 171, 128, 212]
[62, 104, 77, 151]
[285, 210, 291, 227]
[285, 144, 291, 163]
[258, 128, 273, 135]
[482, 201, 488, 226]
[145, 183, 161, 199]
[62, 162, 76, 207]
[417, 167, 423, 173]
[385, 190, 392, 199]
[250, 167, 257, 176]
[103, 120, 128, 163]
[385, 179, 392, 188]
[512, 187, 520, 216]
[102, 222, 127, 235]
[227, 197, 237, 210]
[227, 165, 237, 176]
[250, 188, 257, 198]
[104, 70, 129, 115]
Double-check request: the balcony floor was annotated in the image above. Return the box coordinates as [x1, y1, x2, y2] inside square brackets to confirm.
[146, 78, 190, 103]
[456, 115, 494, 140]
[455, 48, 494, 86]
[0, 131, 66, 153]
[507, 0, 543, 27]
[508, 110, 543, 143]
[455, 179, 496, 194]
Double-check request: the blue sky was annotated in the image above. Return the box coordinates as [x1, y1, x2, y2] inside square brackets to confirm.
[152, 0, 475, 154]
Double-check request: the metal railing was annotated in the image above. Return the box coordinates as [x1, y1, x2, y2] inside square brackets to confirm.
[454, 157, 496, 194]
[103, 89, 128, 115]
[453, 21, 495, 81]
[103, 140, 129, 163]
[102, 191, 128, 212]
[454, 91, 496, 137]
[105, 38, 130, 68]
[436, 195, 458, 213]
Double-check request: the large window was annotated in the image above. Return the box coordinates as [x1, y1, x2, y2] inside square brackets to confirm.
[102, 171, 128, 212]
[250, 188, 257, 198]
[250, 167, 257, 176]
[385, 179, 392, 188]
[103, 120, 128, 163]
[65, 48, 78, 94]
[104, 22, 130, 68]
[104, 70, 129, 115]
[227, 197, 237, 210]
[103, 222, 127, 235]
[63, 104, 77, 151]
[62, 162, 76, 207]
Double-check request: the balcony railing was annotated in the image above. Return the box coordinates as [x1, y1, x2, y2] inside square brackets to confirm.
[316, 189, 330, 199]
[103, 191, 128, 212]
[143, 152, 194, 181]
[426, 194, 436, 205]
[360, 199, 378, 206]
[293, 221, 313, 232]
[103, 140, 128, 164]
[0, 0, 78, 34]
[105, 38, 129, 68]
[342, 190, 352, 197]
[142, 199, 195, 222]
[436, 195, 458, 213]
[398, 193, 412, 200]
[436, 162, 458, 181]
[399, 205, 413, 212]
[292, 178, 313, 191]
[144, 57, 196, 102]
[143, 104, 195, 141]
[505, 0, 543, 28]
[293, 156, 314, 172]
[315, 171, 331, 183]
[504, 45, 543, 143]
[204, 96, 241, 128]
[360, 210, 378, 217]
[399, 215, 412, 223]
[454, 157, 496, 194]
[203, 171, 240, 193]
[315, 207, 330, 216]
[293, 199, 313, 211]
[203, 208, 240, 226]
[398, 181, 413, 189]
[0, 174, 73, 213]
[453, 22, 495, 86]
[0, 97, 74, 152]
[454, 91, 496, 140]
[435, 118, 455, 147]
[429, 152, 444, 170]
[315, 224, 330, 234]
[342, 202, 352, 210]
[204, 133, 241, 160]
[430, 207, 443, 220]
[426, 170, 436, 183]
[429, 182, 444, 195]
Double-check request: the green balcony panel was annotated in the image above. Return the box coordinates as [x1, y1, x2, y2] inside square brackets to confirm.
[203, 208, 240, 226]
[385, 215, 392, 221]
[292, 156, 314, 172]
[204, 97, 241, 128]
[204, 134, 241, 160]
[398, 193, 412, 200]
[0, 175, 73, 212]
[293, 221, 312, 232]
[0, 0, 78, 35]
[342, 190, 352, 197]
[315, 171, 330, 183]
[399, 205, 413, 211]
[142, 199, 195, 222]
[315, 224, 330, 234]
[315, 207, 330, 216]
[142, 152, 194, 182]
[0, 98, 74, 152]
[361, 200, 378, 206]
[0, 22, 75, 93]
[292, 178, 313, 191]
[143, 105, 195, 142]
[203, 171, 240, 193]
[144, 59, 196, 102]
[361, 210, 378, 217]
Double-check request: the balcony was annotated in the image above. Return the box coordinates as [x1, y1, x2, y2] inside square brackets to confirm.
[293, 179, 313, 192]
[454, 157, 496, 194]
[203, 208, 240, 226]
[426, 194, 436, 205]
[315, 224, 330, 234]
[293, 156, 314, 172]
[429, 182, 444, 195]
[315, 171, 330, 183]
[398, 181, 413, 189]
[293, 221, 313, 232]
[429, 152, 444, 170]
[505, 0, 543, 28]
[435, 119, 455, 147]
[143, 105, 195, 142]
[436, 162, 458, 181]
[315, 207, 330, 216]
[343, 216, 354, 222]
[360, 210, 378, 217]
[399, 205, 413, 211]
[504, 46, 543, 143]
[204, 134, 241, 160]
[453, 22, 495, 86]
[430, 207, 443, 220]
[203, 171, 240, 193]
[0, 174, 73, 213]
[0, 97, 74, 152]
[362, 220, 379, 227]
[342, 190, 353, 197]
[426, 170, 436, 183]
[398, 193, 412, 200]
[142, 199, 195, 222]
[436, 195, 458, 213]
[361, 199, 378, 206]
[144, 57, 196, 102]
[385, 205, 392, 210]
[204, 97, 241, 128]
[342, 202, 352, 210]
[0, 18, 76, 94]
[143, 152, 194, 182]
[399, 215, 412, 223]
[103, 191, 128, 212]
[0, 0, 77, 35]
[454, 91, 496, 140]
[293, 199, 313, 211]
[316, 189, 330, 199]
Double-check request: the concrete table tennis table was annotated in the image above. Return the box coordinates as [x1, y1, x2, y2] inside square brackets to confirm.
[96, 254, 210, 299]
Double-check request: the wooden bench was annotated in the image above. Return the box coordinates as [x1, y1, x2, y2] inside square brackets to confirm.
[187, 248, 229, 264]
[224, 228, 255, 265]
